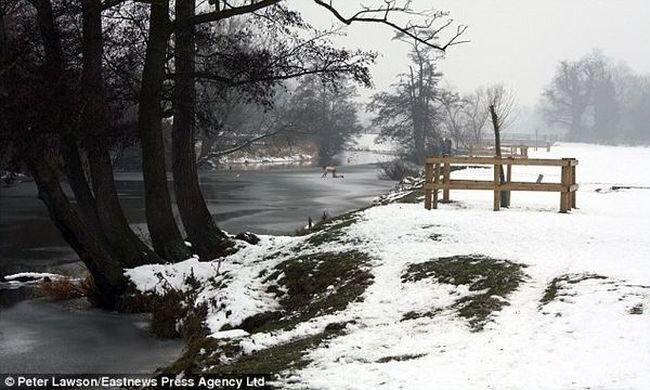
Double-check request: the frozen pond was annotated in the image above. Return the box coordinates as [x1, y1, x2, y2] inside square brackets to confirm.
[0, 162, 396, 373]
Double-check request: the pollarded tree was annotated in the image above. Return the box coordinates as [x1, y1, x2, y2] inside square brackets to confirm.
[487, 84, 517, 207]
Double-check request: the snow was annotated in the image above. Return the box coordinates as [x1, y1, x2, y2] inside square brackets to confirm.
[210, 329, 250, 339]
[3, 272, 64, 281]
[125, 236, 295, 332]
[290, 143, 650, 389]
[126, 143, 650, 389]
[220, 153, 313, 167]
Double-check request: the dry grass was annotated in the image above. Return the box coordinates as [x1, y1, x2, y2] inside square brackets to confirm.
[34, 274, 97, 302]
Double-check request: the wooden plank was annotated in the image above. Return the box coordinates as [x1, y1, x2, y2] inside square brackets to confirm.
[493, 163, 501, 211]
[571, 165, 577, 209]
[506, 162, 512, 206]
[426, 180, 494, 190]
[433, 163, 441, 209]
[426, 181, 566, 192]
[442, 162, 451, 202]
[426, 156, 574, 167]
[424, 162, 433, 210]
[560, 165, 569, 213]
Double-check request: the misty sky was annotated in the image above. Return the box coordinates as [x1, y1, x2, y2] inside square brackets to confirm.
[296, 0, 650, 107]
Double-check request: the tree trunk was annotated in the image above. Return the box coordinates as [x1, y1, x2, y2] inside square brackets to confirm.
[137, 0, 190, 262]
[489, 104, 509, 207]
[172, 0, 232, 260]
[0, 6, 8, 63]
[25, 0, 128, 307]
[87, 146, 163, 267]
[59, 138, 102, 226]
[24, 143, 127, 309]
[80, 0, 162, 268]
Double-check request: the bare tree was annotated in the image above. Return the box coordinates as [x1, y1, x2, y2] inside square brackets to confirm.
[487, 84, 517, 208]
[463, 88, 488, 144]
[487, 84, 517, 133]
[438, 89, 467, 149]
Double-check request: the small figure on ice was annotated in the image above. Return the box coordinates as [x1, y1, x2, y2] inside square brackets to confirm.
[321, 165, 343, 178]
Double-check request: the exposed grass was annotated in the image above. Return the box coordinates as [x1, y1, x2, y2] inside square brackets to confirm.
[402, 255, 527, 331]
[252, 250, 373, 332]
[161, 337, 242, 374]
[210, 322, 348, 376]
[309, 209, 362, 233]
[539, 273, 608, 307]
[394, 188, 424, 204]
[629, 304, 644, 315]
[401, 308, 443, 322]
[166, 322, 350, 377]
[376, 353, 427, 363]
[304, 211, 362, 247]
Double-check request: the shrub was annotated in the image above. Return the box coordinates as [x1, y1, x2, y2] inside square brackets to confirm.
[378, 160, 421, 181]
[150, 271, 211, 342]
[34, 273, 97, 302]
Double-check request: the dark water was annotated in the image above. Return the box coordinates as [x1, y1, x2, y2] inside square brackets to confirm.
[0, 162, 395, 373]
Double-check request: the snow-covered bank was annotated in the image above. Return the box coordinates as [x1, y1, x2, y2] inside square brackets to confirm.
[126, 143, 650, 389]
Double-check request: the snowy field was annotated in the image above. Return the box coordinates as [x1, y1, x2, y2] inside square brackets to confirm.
[127, 143, 650, 389]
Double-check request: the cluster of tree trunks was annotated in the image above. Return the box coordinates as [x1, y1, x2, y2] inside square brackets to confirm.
[2, 0, 463, 308]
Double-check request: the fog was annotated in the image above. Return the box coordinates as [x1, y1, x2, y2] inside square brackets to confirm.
[297, 0, 650, 107]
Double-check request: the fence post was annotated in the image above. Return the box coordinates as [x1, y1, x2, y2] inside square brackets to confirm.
[493, 162, 501, 211]
[560, 159, 570, 213]
[571, 160, 577, 209]
[433, 163, 441, 209]
[442, 159, 451, 203]
[424, 161, 433, 210]
[506, 160, 512, 207]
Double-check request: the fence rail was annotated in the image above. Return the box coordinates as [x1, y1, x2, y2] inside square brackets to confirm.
[468, 144, 530, 158]
[424, 155, 578, 213]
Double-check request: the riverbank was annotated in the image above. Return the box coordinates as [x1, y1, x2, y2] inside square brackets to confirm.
[0, 162, 397, 374]
[125, 143, 650, 389]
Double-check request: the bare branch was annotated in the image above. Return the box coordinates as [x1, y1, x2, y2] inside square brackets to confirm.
[313, 0, 468, 51]
[176, 0, 282, 29]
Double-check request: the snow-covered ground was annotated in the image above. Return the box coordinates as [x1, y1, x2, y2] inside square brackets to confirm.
[127, 143, 650, 389]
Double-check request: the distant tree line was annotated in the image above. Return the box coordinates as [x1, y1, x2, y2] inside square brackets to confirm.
[541, 50, 650, 144]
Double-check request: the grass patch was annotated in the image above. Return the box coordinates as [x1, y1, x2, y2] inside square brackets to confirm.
[376, 353, 426, 363]
[540, 273, 608, 307]
[161, 337, 241, 374]
[167, 322, 349, 377]
[402, 255, 527, 331]
[309, 210, 362, 233]
[304, 211, 362, 247]
[210, 322, 347, 376]
[629, 304, 644, 315]
[401, 309, 443, 322]
[249, 250, 373, 333]
[394, 188, 424, 204]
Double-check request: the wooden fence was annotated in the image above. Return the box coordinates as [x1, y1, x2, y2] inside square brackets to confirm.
[424, 156, 579, 213]
[468, 144, 530, 158]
